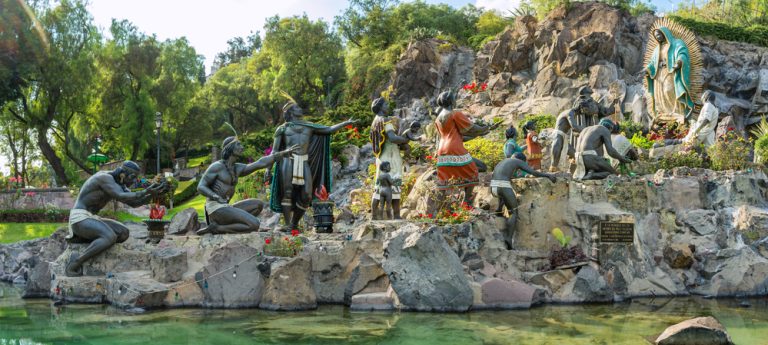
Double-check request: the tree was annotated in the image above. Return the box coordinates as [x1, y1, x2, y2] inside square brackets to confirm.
[211, 31, 262, 72]
[95, 19, 162, 161]
[1, 0, 101, 185]
[262, 15, 345, 113]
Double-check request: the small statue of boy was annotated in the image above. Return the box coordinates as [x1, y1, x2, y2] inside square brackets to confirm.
[398, 121, 423, 156]
[376, 161, 395, 220]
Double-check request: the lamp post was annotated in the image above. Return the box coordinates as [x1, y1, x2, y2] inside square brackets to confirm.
[155, 112, 162, 174]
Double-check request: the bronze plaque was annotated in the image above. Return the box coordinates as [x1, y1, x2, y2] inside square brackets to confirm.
[599, 222, 634, 243]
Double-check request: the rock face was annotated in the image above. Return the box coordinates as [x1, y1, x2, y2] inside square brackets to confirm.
[382, 225, 473, 311]
[655, 316, 734, 345]
[2, 169, 767, 311]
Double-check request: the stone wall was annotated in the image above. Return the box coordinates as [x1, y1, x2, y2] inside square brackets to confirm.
[0, 188, 74, 210]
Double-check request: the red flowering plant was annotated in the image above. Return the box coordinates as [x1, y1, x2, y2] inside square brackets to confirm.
[263, 230, 304, 257]
[462, 81, 488, 94]
[647, 122, 689, 142]
[413, 180, 475, 225]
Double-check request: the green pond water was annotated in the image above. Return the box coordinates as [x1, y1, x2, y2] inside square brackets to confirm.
[1, 284, 767, 345]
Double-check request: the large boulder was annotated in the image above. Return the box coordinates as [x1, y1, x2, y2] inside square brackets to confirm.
[663, 244, 694, 269]
[476, 278, 542, 309]
[167, 208, 200, 235]
[654, 316, 734, 345]
[259, 256, 317, 311]
[150, 247, 187, 283]
[196, 242, 265, 308]
[382, 225, 473, 311]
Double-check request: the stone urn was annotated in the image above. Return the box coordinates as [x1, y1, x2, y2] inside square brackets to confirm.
[143, 219, 171, 242]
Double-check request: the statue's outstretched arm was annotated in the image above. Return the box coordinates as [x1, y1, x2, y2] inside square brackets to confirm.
[603, 132, 632, 164]
[315, 118, 357, 135]
[241, 145, 299, 176]
[100, 174, 151, 206]
[519, 162, 556, 182]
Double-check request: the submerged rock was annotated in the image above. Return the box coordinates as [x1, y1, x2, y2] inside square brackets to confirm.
[654, 316, 734, 345]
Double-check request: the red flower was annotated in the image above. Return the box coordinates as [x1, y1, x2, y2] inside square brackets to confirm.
[427, 213, 433, 218]
[426, 155, 433, 160]
[265, 238, 271, 244]
[284, 237, 289, 241]
[418, 213, 424, 218]
[452, 212, 459, 217]
[727, 127, 735, 131]
[291, 229, 299, 237]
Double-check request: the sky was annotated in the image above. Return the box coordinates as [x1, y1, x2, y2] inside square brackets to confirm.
[86, 0, 678, 75]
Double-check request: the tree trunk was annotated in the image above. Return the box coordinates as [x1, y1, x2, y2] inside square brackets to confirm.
[37, 129, 69, 186]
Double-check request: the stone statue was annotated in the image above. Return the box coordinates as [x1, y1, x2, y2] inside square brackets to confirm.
[491, 152, 556, 247]
[375, 161, 394, 220]
[607, 122, 639, 174]
[549, 100, 587, 172]
[434, 90, 491, 205]
[643, 18, 703, 123]
[267, 101, 357, 231]
[65, 161, 166, 276]
[503, 126, 523, 159]
[681, 91, 719, 147]
[522, 121, 543, 170]
[369, 98, 418, 220]
[196, 136, 298, 235]
[573, 119, 633, 180]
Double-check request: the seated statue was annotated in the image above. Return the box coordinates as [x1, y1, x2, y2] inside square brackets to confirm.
[66, 161, 167, 276]
[197, 136, 298, 235]
[573, 119, 633, 180]
[681, 91, 719, 147]
[491, 153, 556, 247]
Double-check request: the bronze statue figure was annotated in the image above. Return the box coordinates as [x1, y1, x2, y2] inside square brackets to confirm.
[65, 161, 166, 276]
[573, 119, 633, 180]
[197, 136, 298, 235]
[549, 100, 587, 172]
[491, 153, 556, 247]
[267, 101, 356, 231]
[370, 98, 417, 220]
[375, 161, 395, 220]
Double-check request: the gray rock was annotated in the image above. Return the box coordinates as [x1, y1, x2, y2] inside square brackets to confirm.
[382, 226, 473, 311]
[340, 144, 361, 172]
[197, 242, 265, 308]
[664, 244, 695, 269]
[260, 256, 317, 311]
[167, 208, 200, 235]
[477, 278, 542, 309]
[150, 247, 187, 283]
[350, 291, 395, 311]
[105, 271, 169, 309]
[572, 265, 612, 302]
[655, 316, 734, 345]
[734, 205, 768, 244]
[22, 259, 51, 298]
[589, 63, 618, 90]
[677, 209, 719, 235]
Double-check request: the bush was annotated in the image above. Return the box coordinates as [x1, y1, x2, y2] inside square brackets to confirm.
[619, 120, 646, 140]
[465, 136, 505, 170]
[0, 209, 69, 223]
[657, 148, 707, 170]
[629, 132, 655, 150]
[669, 16, 768, 47]
[708, 131, 753, 171]
[755, 134, 768, 164]
[173, 178, 199, 205]
[520, 114, 556, 133]
[232, 173, 270, 203]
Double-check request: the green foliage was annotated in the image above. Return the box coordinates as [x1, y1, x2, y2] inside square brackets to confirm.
[551, 227, 572, 248]
[619, 120, 645, 140]
[232, 173, 270, 203]
[520, 114, 556, 133]
[657, 149, 707, 170]
[673, 0, 768, 27]
[629, 132, 655, 150]
[264, 233, 304, 257]
[707, 132, 753, 171]
[468, 10, 513, 49]
[755, 135, 768, 165]
[172, 178, 199, 205]
[465, 136, 505, 169]
[668, 15, 768, 47]
[0, 223, 63, 244]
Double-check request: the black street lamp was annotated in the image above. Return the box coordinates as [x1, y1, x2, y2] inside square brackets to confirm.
[155, 112, 163, 174]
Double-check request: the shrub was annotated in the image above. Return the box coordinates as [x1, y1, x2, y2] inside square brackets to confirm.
[755, 134, 768, 165]
[263, 231, 304, 257]
[708, 131, 753, 171]
[232, 173, 270, 203]
[0, 209, 69, 223]
[465, 136, 505, 170]
[619, 120, 645, 140]
[657, 148, 707, 170]
[520, 114, 556, 133]
[173, 178, 200, 205]
[629, 132, 655, 150]
[669, 16, 768, 48]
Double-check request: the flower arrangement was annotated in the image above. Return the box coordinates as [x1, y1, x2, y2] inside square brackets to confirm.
[462, 81, 488, 94]
[264, 230, 303, 257]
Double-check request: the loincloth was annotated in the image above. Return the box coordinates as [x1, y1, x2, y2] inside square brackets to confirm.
[490, 179, 513, 198]
[292, 154, 309, 185]
[573, 150, 597, 180]
[67, 208, 107, 240]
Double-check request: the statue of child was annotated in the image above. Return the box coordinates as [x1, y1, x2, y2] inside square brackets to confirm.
[376, 161, 395, 220]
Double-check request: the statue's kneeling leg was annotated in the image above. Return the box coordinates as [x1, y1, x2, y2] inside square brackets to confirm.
[66, 219, 120, 277]
[498, 188, 519, 249]
[206, 207, 260, 234]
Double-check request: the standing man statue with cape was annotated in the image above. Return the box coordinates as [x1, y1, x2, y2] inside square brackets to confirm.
[266, 100, 357, 231]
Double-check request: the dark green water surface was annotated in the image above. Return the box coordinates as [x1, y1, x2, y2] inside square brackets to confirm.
[1, 284, 767, 345]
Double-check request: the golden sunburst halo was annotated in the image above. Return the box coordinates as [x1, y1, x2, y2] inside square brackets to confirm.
[643, 17, 704, 123]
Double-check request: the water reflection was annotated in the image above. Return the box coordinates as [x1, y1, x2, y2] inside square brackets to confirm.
[1, 284, 766, 345]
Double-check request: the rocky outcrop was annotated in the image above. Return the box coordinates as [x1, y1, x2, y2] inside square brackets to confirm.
[167, 208, 200, 235]
[654, 316, 734, 345]
[2, 169, 767, 311]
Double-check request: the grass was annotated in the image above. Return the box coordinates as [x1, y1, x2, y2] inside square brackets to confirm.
[187, 155, 209, 168]
[175, 179, 196, 195]
[0, 223, 64, 243]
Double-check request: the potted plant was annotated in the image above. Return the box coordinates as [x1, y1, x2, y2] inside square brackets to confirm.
[312, 185, 334, 233]
[548, 228, 588, 270]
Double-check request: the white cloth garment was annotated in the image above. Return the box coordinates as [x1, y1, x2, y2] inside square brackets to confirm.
[608, 135, 632, 168]
[291, 154, 309, 185]
[683, 101, 719, 147]
[490, 179, 513, 197]
[573, 150, 597, 180]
